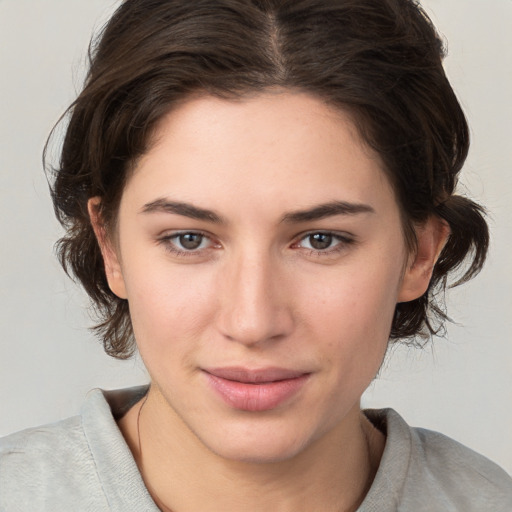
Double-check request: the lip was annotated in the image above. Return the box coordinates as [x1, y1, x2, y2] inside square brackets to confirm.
[203, 367, 311, 412]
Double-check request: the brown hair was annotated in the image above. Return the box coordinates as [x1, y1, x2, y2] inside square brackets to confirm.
[48, 0, 489, 358]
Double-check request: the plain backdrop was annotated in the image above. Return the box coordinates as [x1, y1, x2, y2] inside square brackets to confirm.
[1, 0, 511, 474]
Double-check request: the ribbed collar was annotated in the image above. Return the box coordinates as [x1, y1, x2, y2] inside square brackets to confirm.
[81, 386, 159, 511]
[358, 408, 412, 511]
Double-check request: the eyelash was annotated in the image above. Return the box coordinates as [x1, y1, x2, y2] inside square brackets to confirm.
[293, 231, 356, 257]
[157, 230, 356, 258]
[158, 231, 217, 258]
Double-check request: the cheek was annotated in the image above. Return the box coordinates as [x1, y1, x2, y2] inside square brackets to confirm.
[306, 260, 400, 330]
[121, 254, 218, 354]
[300, 253, 403, 368]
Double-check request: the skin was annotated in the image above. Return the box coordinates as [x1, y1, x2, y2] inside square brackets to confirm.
[90, 90, 448, 512]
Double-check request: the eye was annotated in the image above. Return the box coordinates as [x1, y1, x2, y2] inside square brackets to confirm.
[303, 233, 336, 250]
[294, 231, 355, 254]
[176, 233, 207, 250]
[159, 231, 217, 256]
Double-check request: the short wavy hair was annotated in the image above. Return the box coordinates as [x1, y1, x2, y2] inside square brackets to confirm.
[48, 0, 489, 358]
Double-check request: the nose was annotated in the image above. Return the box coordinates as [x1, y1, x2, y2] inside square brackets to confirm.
[216, 250, 294, 347]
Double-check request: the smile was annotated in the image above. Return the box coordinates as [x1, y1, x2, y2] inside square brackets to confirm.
[203, 367, 311, 412]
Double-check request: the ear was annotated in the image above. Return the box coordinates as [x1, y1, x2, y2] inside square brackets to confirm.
[87, 197, 127, 299]
[397, 216, 450, 303]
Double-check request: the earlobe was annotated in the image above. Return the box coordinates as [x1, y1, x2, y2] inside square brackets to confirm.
[87, 197, 128, 300]
[397, 216, 450, 303]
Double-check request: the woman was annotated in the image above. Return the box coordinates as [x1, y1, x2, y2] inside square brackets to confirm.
[1, 0, 511, 510]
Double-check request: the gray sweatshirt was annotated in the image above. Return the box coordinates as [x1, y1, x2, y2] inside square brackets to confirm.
[1, 387, 511, 511]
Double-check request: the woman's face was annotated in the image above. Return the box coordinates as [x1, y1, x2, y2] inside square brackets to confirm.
[103, 91, 415, 462]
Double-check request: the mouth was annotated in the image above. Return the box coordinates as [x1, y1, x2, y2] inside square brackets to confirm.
[202, 367, 311, 412]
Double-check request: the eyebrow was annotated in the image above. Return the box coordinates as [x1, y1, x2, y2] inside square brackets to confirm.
[140, 198, 225, 223]
[281, 201, 375, 223]
[140, 198, 374, 224]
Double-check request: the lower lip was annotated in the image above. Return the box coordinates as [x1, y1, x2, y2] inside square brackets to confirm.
[204, 373, 310, 412]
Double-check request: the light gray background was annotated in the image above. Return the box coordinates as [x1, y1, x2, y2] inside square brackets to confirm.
[1, 0, 511, 473]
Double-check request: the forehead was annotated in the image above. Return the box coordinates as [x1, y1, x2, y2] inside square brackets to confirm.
[124, 91, 395, 218]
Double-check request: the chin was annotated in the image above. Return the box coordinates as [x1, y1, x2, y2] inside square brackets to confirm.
[209, 438, 308, 464]
[194, 418, 316, 464]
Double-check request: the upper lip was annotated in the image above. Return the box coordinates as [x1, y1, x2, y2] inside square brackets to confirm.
[203, 367, 309, 383]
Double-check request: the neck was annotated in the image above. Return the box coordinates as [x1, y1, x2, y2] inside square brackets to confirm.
[119, 386, 385, 512]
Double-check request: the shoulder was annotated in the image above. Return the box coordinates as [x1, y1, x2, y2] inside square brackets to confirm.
[0, 387, 153, 511]
[0, 407, 108, 510]
[411, 424, 510, 478]
[362, 408, 512, 511]
[0, 415, 91, 479]
[410, 425, 512, 505]
[1, 413, 83, 455]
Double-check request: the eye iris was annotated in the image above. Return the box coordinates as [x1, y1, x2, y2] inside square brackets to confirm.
[310, 233, 332, 250]
[179, 233, 203, 250]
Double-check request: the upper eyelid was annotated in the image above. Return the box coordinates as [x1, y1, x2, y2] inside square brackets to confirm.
[292, 231, 357, 253]
[162, 230, 211, 240]
[158, 229, 352, 238]
[159, 229, 213, 240]
[294, 230, 355, 241]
